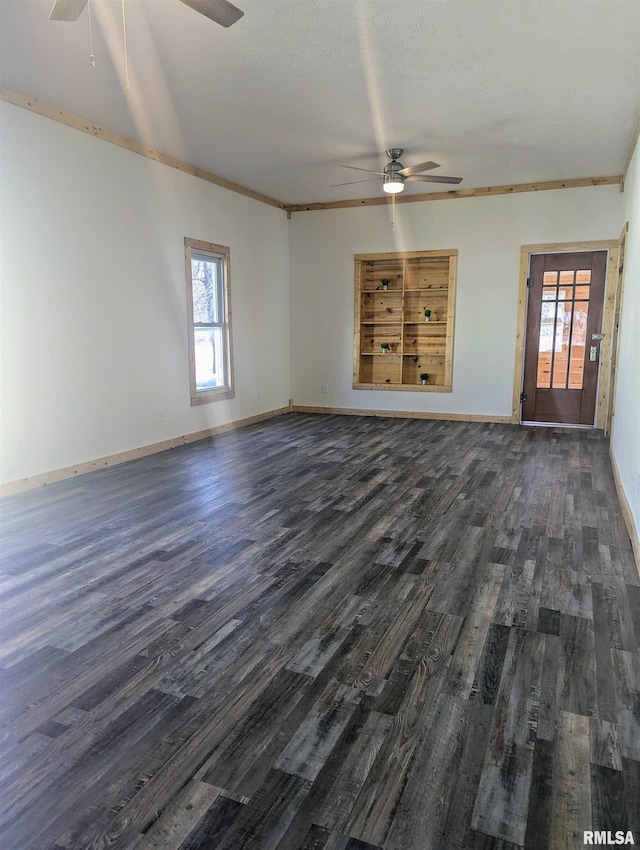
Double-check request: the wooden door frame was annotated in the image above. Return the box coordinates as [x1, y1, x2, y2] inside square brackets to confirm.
[605, 224, 628, 436]
[511, 239, 620, 431]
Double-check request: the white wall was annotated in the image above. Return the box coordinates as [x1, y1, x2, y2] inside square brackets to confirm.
[289, 186, 624, 417]
[611, 137, 640, 543]
[0, 102, 291, 484]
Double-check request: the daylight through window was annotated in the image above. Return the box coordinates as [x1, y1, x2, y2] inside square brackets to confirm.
[185, 238, 234, 405]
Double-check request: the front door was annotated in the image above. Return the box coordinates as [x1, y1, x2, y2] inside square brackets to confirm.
[521, 251, 607, 425]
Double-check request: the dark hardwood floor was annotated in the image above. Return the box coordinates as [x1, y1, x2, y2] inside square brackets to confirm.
[0, 414, 638, 850]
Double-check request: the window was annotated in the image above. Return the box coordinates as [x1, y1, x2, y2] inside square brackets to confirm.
[185, 237, 234, 405]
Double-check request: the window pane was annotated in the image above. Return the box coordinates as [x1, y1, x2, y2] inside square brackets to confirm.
[543, 272, 558, 286]
[191, 257, 222, 323]
[576, 270, 591, 285]
[194, 327, 226, 390]
[575, 285, 590, 300]
[559, 270, 574, 287]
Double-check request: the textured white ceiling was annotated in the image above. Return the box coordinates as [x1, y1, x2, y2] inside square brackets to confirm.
[1, 0, 639, 205]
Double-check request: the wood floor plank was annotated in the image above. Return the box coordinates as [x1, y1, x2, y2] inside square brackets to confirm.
[135, 779, 224, 850]
[549, 711, 592, 850]
[590, 763, 634, 838]
[275, 679, 362, 782]
[343, 613, 463, 845]
[471, 629, 545, 846]
[0, 415, 636, 850]
[384, 696, 492, 850]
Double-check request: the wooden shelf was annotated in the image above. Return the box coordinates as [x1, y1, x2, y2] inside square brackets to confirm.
[353, 250, 456, 391]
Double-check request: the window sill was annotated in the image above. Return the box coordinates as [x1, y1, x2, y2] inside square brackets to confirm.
[190, 387, 235, 406]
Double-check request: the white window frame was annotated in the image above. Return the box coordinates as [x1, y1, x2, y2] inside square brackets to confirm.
[185, 237, 235, 405]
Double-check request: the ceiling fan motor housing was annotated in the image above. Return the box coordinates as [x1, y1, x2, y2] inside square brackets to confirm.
[383, 152, 405, 191]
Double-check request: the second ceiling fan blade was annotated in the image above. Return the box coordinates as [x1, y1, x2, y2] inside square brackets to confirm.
[331, 178, 380, 187]
[406, 174, 463, 185]
[179, 0, 244, 26]
[399, 160, 439, 176]
[50, 0, 88, 21]
[342, 165, 386, 176]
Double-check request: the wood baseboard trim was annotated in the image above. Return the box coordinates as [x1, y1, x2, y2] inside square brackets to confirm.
[609, 446, 640, 577]
[291, 404, 512, 424]
[1, 406, 291, 497]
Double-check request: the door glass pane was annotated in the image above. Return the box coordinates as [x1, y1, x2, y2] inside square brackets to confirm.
[194, 327, 225, 389]
[537, 271, 591, 390]
[551, 303, 572, 388]
[568, 301, 589, 389]
[537, 301, 556, 388]
[543, 271, 558, 286]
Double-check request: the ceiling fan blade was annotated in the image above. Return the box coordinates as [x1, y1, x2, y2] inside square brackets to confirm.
[331, 178, 380, 187]
[406, 174, 463, 185]
[49, 0, 88, 21]
[179, 0, 244, 27]
[398, 160, 439, 177]
[342, 165, 386, 176]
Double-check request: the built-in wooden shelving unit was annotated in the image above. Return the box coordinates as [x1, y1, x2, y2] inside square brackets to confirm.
[353, 249, 457, 391]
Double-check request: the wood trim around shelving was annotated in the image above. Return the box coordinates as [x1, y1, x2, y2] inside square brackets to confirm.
[354, 250, 456, 392]
[355, 249, 458, 261]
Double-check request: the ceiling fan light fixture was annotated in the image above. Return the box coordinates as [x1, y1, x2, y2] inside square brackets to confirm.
[383, 175, 404, 194]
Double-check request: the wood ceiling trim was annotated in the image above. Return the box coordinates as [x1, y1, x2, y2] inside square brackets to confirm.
[0, 87, 623, 214]
[621, 111, 640, 192]
[289, 175, 622, 212]
[0, 87, 289, 212]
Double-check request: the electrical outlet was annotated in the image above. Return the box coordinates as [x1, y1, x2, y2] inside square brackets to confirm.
[15, 438, 24, 454]
[322, 384, 328, 394]
[159, 410, 165, 422]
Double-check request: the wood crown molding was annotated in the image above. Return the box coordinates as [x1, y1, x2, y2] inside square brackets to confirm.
[0, 86, 289, 212]
[621, 111, 640, 192]
[0, 87, 623, 215]
[289, 176, 622, 212]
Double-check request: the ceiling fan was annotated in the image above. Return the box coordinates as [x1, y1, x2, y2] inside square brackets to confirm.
[49, 0, 244, 27]
[334, 148, 462, 194]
